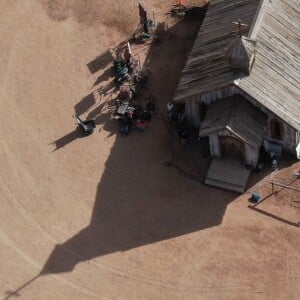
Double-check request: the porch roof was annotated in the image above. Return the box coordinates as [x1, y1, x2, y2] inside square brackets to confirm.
[199, 96, 266, 148]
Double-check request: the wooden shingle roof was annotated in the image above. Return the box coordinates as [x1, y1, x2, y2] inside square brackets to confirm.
[199, 96, 267, 148]
[173, 0, 260, 101]
[237, 0, 300, 131]
[174, 0, 300, 131]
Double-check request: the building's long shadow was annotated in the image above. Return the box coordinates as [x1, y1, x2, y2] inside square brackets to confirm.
[3, 7, 236, 298]
[39, 5, 236, 277]
[4, 6, 297, 300]
[39, 4, 241, 276]
[42, 159, 234, 273]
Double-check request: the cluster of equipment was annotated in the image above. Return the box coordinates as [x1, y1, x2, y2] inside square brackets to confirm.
[75, 115, 96, 135]
[115, 96, 157, 135]
[113, 42, 149, 93]
[112, 41, 156, 136]
[131, 2, 156, 41]
[75, 2, 193, 137]
[167, 101, 188, 142]
[170, 1, 189, 18]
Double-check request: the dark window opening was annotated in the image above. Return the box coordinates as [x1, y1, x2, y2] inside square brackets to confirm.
[199, 102, 207, 121]
[270, 119, 283, 140]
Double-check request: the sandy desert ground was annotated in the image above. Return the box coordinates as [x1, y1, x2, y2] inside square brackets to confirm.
[0, 1, 299, 299]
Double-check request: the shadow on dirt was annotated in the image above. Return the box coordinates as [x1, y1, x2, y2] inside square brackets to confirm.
[247, 169, 300, 227]
[249, 205, 300, 227]
[41, 5, 235, 276]
[5, 5, 235, 299]
[87, 49, 114, 74]
[91, 67, 114, 88]
[74, 93, 97, 116]
[37, 6, 297, 280]
[50, 127, 85, 152]
[5, 5, 299, 300]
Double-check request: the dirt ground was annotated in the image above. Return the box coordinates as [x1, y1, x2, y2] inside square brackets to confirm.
[0, 1, 299, 299]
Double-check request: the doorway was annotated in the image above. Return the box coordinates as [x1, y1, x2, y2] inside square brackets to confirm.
[220, 136, 245, 162]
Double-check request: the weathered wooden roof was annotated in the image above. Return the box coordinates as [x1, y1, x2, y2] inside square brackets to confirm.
[237, 0, 300, 131]
[174, 0, 300, 131]
[199, 96, 267, 148]
[173, 0, 260, 101]
[225, 37, 256, 74]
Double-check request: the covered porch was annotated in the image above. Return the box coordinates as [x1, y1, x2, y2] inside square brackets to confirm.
[199, 96, 267, 192]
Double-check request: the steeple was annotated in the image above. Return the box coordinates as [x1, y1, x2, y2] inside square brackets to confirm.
[225, 36, 256, 75]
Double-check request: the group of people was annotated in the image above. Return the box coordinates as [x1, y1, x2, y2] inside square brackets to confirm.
[167, 101, 188, 142]
[167, 101, 184, 120]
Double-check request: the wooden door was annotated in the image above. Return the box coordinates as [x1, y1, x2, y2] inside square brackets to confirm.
[220, 136, 245, 162]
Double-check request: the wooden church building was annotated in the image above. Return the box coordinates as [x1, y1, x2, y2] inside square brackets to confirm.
[173, 0, 300, 192]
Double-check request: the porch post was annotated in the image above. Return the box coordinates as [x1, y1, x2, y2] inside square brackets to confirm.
[209, 133, 221, 158]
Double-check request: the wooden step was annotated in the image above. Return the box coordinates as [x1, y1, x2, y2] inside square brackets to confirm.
[205, 158, 251, 193]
